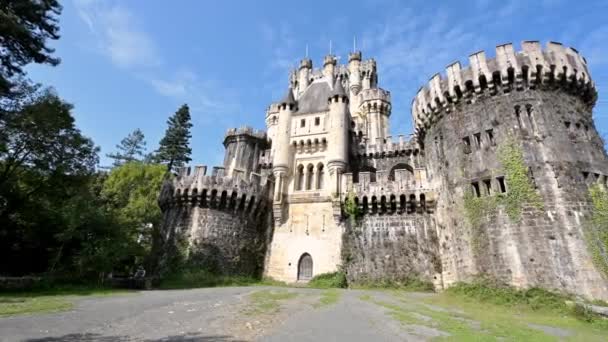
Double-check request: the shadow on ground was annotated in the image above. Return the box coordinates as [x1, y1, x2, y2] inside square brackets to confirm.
[25, 332, 246, 342]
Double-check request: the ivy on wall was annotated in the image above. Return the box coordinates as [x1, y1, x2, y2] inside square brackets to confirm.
[585, 184, 608, 278]
[463, 138, 544, 250]
[344, 191, 362, 225]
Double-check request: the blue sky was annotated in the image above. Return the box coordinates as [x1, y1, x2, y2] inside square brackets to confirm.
[26, 0, 608, 167]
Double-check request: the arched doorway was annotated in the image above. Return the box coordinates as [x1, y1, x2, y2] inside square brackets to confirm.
[297, 253, 313, 281]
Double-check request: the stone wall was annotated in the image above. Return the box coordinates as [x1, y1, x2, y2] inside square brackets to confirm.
[342, 213, 441, 286]
[424, 89, 608, 300]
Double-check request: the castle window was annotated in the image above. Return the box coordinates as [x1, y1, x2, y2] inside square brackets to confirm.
[408, 194, 416, 213]
[514, 105, 523, 128]
[315, 117, 320, 126]
[483, 179, 492, 195]
[306, 164, 314, 190]
[316, 163, 324, 189]
[296, 164, 304, 190]
[564, 121, 571, 129]
[300, 119, 306, 128]
[420, 194, 426, 212]
[390, 195, 397, 212]
[526, 104, 537, 133]
[486, 129, 495, 146]
[462, 136, 472, 154]
[473, 133, 481, 149]
[399, 195, 406, 213]
[471, 182, 481, 197]
[496, 176, 507, 193]
[582, 171, 589, 180]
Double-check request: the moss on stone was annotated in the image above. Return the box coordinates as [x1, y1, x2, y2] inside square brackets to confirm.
[585, 184, 608, 278]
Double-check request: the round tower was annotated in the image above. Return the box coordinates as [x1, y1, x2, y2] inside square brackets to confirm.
[323, 55, 337, 86]
[414, 41, 607, 300]
[297, 58, 313, 96]
[223, 127, 269, 179]
[272, 87, 296, 204]
[327, 79, 349, 196]
[359, 88, 391, 144]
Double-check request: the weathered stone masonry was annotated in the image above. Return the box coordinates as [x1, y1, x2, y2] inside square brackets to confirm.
[158, 40, 608, 300]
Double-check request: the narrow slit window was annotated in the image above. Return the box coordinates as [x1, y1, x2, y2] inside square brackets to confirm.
[473, 133, 481, 148]
[515, 105, 523, 128]
[462, 136, 471, 153]
[497, 176, 507, 193]
[471, 182, 481, 197]
[483, 179, 492, 195]
[486, 129, 495, 146]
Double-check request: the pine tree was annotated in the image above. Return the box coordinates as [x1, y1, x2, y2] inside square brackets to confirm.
[155, 104, 192, 172]
[0, 0, 62, 96]
[107, 128, 147, 167]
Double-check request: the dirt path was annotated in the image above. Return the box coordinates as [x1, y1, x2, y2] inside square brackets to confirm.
[1, 286, 600, 341]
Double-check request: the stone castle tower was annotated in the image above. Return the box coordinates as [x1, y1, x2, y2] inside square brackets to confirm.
[158, 41, 608, 300]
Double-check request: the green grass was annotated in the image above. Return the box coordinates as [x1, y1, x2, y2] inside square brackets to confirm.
[307, 272, 347, 289]
[158, 269, 287, 289]
[314, 289, 341, 308]
[0, 285, 133, 317]
[350, 277, 435, 292]
[245, 289, 298, 315]
[358, 280, 608, 341]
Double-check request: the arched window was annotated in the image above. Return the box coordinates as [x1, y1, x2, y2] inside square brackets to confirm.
[210, 189, 217, 208]
[399, 194, 406, 213]
[362, 196, 369, 213]
[409, 194, 416, 214]
[316, 163, 324, 189]
[380, 196, 387, 214]
[371, 196, 378, 214]
[238, 194, 247, 211]
[390, 195, 396, 213]
[296, 164, 304, 190]
[200, 189, 208, 207]
[306, 164, 314, 190]
[229, 191, 238, 210]
[420, 193, 426, 212]
[219, 191, 228, 209]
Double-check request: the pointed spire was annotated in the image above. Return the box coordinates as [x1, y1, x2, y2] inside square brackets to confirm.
[280, 86, 296, 106]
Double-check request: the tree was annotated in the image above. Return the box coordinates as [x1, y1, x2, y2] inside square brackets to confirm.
[101, 161, 167, 269]
[0, 0, 62, 96]
[155, 104, 192, 172]
[107, 128, 147, 167]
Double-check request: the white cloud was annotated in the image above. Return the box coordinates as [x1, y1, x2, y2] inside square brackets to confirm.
[73, 0, 160, 69]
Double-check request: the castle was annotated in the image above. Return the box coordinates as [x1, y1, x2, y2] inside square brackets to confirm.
[158, 40, 608, 300]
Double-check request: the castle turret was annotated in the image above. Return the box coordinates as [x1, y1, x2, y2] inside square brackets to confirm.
[297, 58, 313, 96]
[272, 87, 296, 210]
[323, 55, 337, 86]
[327, 79, 349, 196]
[223, 127, 268, 179]
[348, 51, 362, 95]
[359, 88, 391, 144]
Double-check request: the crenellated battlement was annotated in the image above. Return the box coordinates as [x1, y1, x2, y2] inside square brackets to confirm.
[158, 165, 270, 216]
[341, 169, 435, 215]
[358, 134, 420, 157]
[224, 126, 267, 141]
[411, 41, 597, 136]
[359, 88, 391, 104]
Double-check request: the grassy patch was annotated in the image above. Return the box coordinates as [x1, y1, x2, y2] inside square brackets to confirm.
[350, 277, 434, 292]
[158, 269, 287, 289]
[246, 289, 298, 315]
[584, 184, 608, 278]
[308, 272, 347, 289]
[314, 289, 341, 308]
[0, 285, 132, 317]
[0, 296, 73, 317]
[361, 289, 608, 341]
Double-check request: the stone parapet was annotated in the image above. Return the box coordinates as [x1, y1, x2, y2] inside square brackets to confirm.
[224, 126, 267, 141]
[411, 41, 597, 136]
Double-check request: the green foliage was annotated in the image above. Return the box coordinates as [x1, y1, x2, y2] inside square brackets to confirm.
[308, 272, 347, 289]
[155, 104, 193, 171]
[314, 289, 341, 308]
[246, 289, 298, 315]
[351, 277, 435, 292]
[106, 129, 147, 167]
[343, 191, 361, 223]
[446, 279, 569, 311]
[159, 269, 261, 289]
[496, 139, 543, 220]
[463, 139, 543, 249]
[584, 184, 608, 278]
[0, 0, 62, 95]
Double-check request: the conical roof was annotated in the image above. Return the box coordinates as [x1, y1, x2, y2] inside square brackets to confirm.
[280, 87, 296, 105]
[329, 78, 347, 98]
